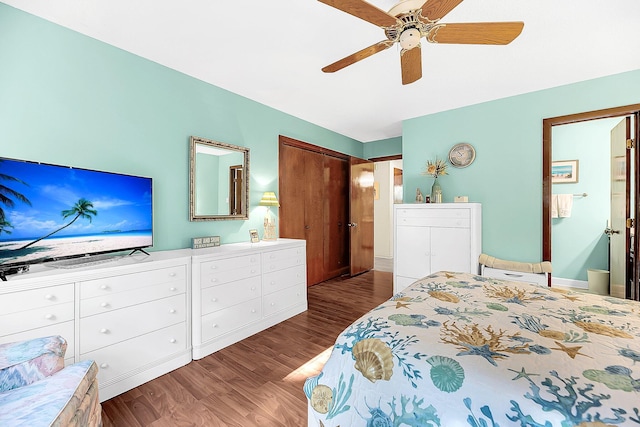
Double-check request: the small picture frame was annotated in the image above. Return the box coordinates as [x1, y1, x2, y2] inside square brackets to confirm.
[249, 229, 259, 243]
[551, 160, 579, 184]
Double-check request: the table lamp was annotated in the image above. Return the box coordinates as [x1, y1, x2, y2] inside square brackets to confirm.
[259, 191, 280, 241]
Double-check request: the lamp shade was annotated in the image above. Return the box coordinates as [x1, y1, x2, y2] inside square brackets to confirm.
[259, 191, 280, 207]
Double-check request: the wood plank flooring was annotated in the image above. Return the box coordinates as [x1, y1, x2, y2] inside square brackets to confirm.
[101, 270, 393, 426]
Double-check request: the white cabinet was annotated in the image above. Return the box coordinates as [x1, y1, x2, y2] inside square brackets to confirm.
[0, 249, 193, 402]
[394, 204, 482, 293]
[191, 239, 307, 359]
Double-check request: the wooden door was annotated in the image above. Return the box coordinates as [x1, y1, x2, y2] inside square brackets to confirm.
[323, 155, 350, 279]
[279, 144, 325, 286]
[610, 117, 631, 298]
[349, 157, 374, 276]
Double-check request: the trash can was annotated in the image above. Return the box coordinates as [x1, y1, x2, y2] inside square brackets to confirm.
[587, 269, 609, 295]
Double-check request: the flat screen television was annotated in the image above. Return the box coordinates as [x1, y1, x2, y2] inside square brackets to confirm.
[0, 157, 153, 272]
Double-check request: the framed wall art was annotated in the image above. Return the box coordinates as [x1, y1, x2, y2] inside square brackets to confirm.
[551, 160, 579, 184]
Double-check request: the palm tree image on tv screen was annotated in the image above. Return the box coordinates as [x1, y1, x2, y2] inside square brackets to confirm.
[0, 158, 153, 268]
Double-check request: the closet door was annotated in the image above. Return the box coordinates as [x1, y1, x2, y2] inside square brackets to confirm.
[279, 144, 325, 286]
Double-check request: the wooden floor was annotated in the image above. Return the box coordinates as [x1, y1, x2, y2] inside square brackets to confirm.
[101, 270, 393, 426]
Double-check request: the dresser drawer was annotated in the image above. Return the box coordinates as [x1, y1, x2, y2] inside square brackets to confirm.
[0, 302, 74, 336]
[80, 265, 186, 299]
[200, 254, 260, 274]
[82, 322, 186, 385]
[396, 215, 470, 228]
[80, 279, 186, 318]
[262, 251, 305, 273]
[201, 276, 261, 315]
[201, 298, 262, 342]
[0, 283, 74, 315]
[80, 294, 186, 353]
[0, 320, 75, 363]
[482, 267, 547, 285]
[263, 264, 306, 295]
[200, 263, 261, 289]
[263, 283, 306, 317]
[262, 246, 305, 263]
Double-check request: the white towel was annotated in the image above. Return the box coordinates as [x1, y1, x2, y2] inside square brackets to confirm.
[557, 194, 573, 217]
[551, 195, 558, 218]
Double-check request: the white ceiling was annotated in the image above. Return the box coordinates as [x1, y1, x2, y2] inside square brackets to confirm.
[3, 0, 640, 142]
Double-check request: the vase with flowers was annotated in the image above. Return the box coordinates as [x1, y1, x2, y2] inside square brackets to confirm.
[422, 158, 448, 203]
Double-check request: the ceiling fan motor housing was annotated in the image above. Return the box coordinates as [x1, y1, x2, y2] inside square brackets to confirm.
[399, 27, 421, 49]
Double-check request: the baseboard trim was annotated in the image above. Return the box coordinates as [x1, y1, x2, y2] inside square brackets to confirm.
[552, 277, 588, 290]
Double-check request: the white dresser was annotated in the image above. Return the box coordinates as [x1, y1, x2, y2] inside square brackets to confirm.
[0, 249, 193, 402]
[191, 239, 307, 359]
[393, 203, 482, 293]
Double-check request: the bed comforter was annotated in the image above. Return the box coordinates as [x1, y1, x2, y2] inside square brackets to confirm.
[304, 271, 640, 426]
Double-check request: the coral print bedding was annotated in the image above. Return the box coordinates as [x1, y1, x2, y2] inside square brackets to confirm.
[304, 271, 640, 427]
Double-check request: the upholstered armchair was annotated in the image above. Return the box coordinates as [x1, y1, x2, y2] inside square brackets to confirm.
[0, 336, 102, 426]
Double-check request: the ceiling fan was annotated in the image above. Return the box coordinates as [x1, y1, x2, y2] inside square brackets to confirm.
[319, 0, 524, 85]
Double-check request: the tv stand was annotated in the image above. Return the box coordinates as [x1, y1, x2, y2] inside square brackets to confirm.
[129, 247, 150, 256]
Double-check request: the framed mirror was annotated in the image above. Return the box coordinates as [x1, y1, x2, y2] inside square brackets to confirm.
[189, 136, 250, 221]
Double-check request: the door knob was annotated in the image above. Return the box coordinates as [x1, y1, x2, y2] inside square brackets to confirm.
[347, 222, 357, 227]
[305, 225, 310, 229]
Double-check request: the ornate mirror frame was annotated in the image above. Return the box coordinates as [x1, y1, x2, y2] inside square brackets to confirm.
[189, 136, 250, 221]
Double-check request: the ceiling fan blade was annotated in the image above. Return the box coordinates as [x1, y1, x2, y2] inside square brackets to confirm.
[318, 0, 399, 27]
[401, 47, 422, 85]
[420, 0, 464, 22]
[322, 41, 394, 73]
[427, 22, 524, 44]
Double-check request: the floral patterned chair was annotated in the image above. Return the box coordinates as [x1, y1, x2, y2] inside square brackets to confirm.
[0, 336, 102, 426]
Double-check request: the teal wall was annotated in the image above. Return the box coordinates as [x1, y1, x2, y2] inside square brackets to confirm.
[0, 4, 363, 251]
[552, 119, 618, 281]
[364, 136, 403, 159]
[403, 69, 640, 263]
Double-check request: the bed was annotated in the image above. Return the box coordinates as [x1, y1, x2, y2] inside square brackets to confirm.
[304, 271, 640, 426]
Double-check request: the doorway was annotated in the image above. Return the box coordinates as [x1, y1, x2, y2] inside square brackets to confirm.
[371, 157, 403, 272]
[542, 104, 640, 300]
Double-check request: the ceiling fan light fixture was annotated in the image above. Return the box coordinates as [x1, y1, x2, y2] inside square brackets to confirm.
[399, 27, 421, 50]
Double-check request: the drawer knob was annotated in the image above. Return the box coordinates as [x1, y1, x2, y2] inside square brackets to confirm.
[100, 363, 109, 369]
[211, 278, 218, 283]
[270, 254, 276, 259]
[251, 309, 256, 313]
[270, 302, 275, 306]
[169, 272, 176, 277]
[44, 313, 55, 320]
[100, 285, 109, 290]
[100, 328, 110, 334]
[270, 281, 275, 286]
[210, 265, 218, 270]
[212, 324, 218, 328]
[250, 287, 256, 291]
[169, 309, 176, 314]
[169, 287, 177, 291]
[251, 257, 257, 262]
[100, 302, 110, 308]
[211, 297, 218, 302]
[44, 294, 54, 300]
[251, 269, 257, 273]
[169, 338, 177, 344]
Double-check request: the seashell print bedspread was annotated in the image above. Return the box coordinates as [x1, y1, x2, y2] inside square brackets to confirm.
[304, 271, 640, 426]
